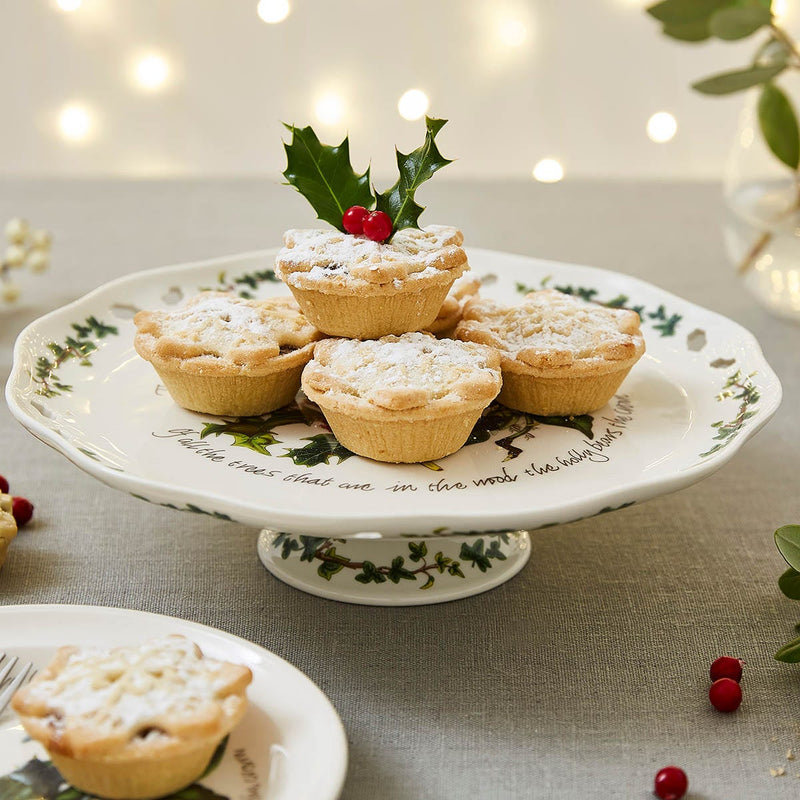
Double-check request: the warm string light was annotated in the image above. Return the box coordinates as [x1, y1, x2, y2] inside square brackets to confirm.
[774, 0, 789, 23]
[647, 112, 677, 143]
[532, 158, 564, 183]
[134, 54, 170, 91]
[496, 17, 527, 47]
[257, 0, 290, 24]
[58, 104, 93, 142]
[398, 89, 430, 121]
[56, 0, 82, 11]
[315, 93, 344, 126]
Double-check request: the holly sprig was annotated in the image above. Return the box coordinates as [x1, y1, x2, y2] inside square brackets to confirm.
[282, 117, 453, 237]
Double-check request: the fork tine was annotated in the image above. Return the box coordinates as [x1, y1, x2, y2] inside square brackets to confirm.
[0, 655, 18, 686]
[0, 662, 33, 715]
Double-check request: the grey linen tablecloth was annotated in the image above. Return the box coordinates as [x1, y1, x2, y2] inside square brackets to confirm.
[0, 178, 798, 799]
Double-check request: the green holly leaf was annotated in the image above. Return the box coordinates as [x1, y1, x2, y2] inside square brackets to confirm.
[282, 433, 354, 467]
[758, 82, 800, 169]
[282, 124, 374, 231]
[375, 117, 453, 234]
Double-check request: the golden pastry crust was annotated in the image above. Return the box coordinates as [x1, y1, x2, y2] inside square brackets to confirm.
[134, 291, 321, 378]
[276, 225, 467, 296]
[455, 289, 645, 415]
[0, 494, 17, 571]
[134, 292, 323, 415]
[302, 333, 501, 462]
[426, 273, 481, 337]
[275, 226, 469, 338]
[12, 636, 252, 800]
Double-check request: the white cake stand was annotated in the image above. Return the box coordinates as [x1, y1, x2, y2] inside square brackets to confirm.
[6, 248, 782, 605]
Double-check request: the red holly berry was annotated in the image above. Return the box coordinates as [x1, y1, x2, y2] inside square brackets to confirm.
[362, 210, 393, 242]
[710, 656, 744, 683]
[654, 766, 688, 800]
[342, 205, 369, 235]
[11, 496, 33, 528]
[0, 475, 8, 494]
[709, 677, 742, 712]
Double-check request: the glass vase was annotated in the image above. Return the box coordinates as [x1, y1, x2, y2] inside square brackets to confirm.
[723, 86, 800, 321]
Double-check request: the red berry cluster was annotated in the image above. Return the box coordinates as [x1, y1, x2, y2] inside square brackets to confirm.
[653, 656, 745, 799]
[708, 655, 744, 712]
[0, 474, 34, 527]
[342, 206, 393, 242]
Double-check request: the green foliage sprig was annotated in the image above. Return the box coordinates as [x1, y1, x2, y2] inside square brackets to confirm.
[282, 117, 453, 237]
[773, 525, 800, 661]
[646, 0, 800, 170]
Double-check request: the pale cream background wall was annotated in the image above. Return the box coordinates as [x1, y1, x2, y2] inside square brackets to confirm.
[1, 0, 798, 180]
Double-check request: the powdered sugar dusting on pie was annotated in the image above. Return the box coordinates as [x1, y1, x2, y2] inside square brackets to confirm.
[303, 332, 501, 410]
[276, 225, 467, 289]
[13, 636, 250, 741]
[459, 289, 644, 368]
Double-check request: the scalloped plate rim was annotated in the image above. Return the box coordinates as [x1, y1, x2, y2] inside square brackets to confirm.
[5, 247, 783, 535]
[0, 603, 348, 800]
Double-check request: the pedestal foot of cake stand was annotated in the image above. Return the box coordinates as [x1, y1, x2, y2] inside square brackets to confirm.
[256, 529, 531, 606]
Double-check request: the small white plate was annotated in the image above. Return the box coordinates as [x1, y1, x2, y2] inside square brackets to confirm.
[0, 604, 348, 800]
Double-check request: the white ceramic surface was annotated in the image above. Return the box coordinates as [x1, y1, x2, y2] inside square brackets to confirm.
[257, 529, 532, 606]
[0, 604, 348, 800]
[5, 248, 782, 539]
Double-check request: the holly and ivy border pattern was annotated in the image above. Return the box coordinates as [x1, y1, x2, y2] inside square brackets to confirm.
[271, 533, 513, 591]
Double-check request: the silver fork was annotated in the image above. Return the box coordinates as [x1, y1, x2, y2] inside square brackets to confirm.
[0, 652, 35, 715]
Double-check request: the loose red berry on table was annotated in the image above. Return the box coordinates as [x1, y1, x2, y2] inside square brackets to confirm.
[11, 496, 34, 527]
[710, 655, 744, 683]
[0, 475, 8, 494]
[654, 766, 688, 800]
[362, 210, 393, 242]
[342, 205, 369, 235]
[709, 677, 742, 712]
